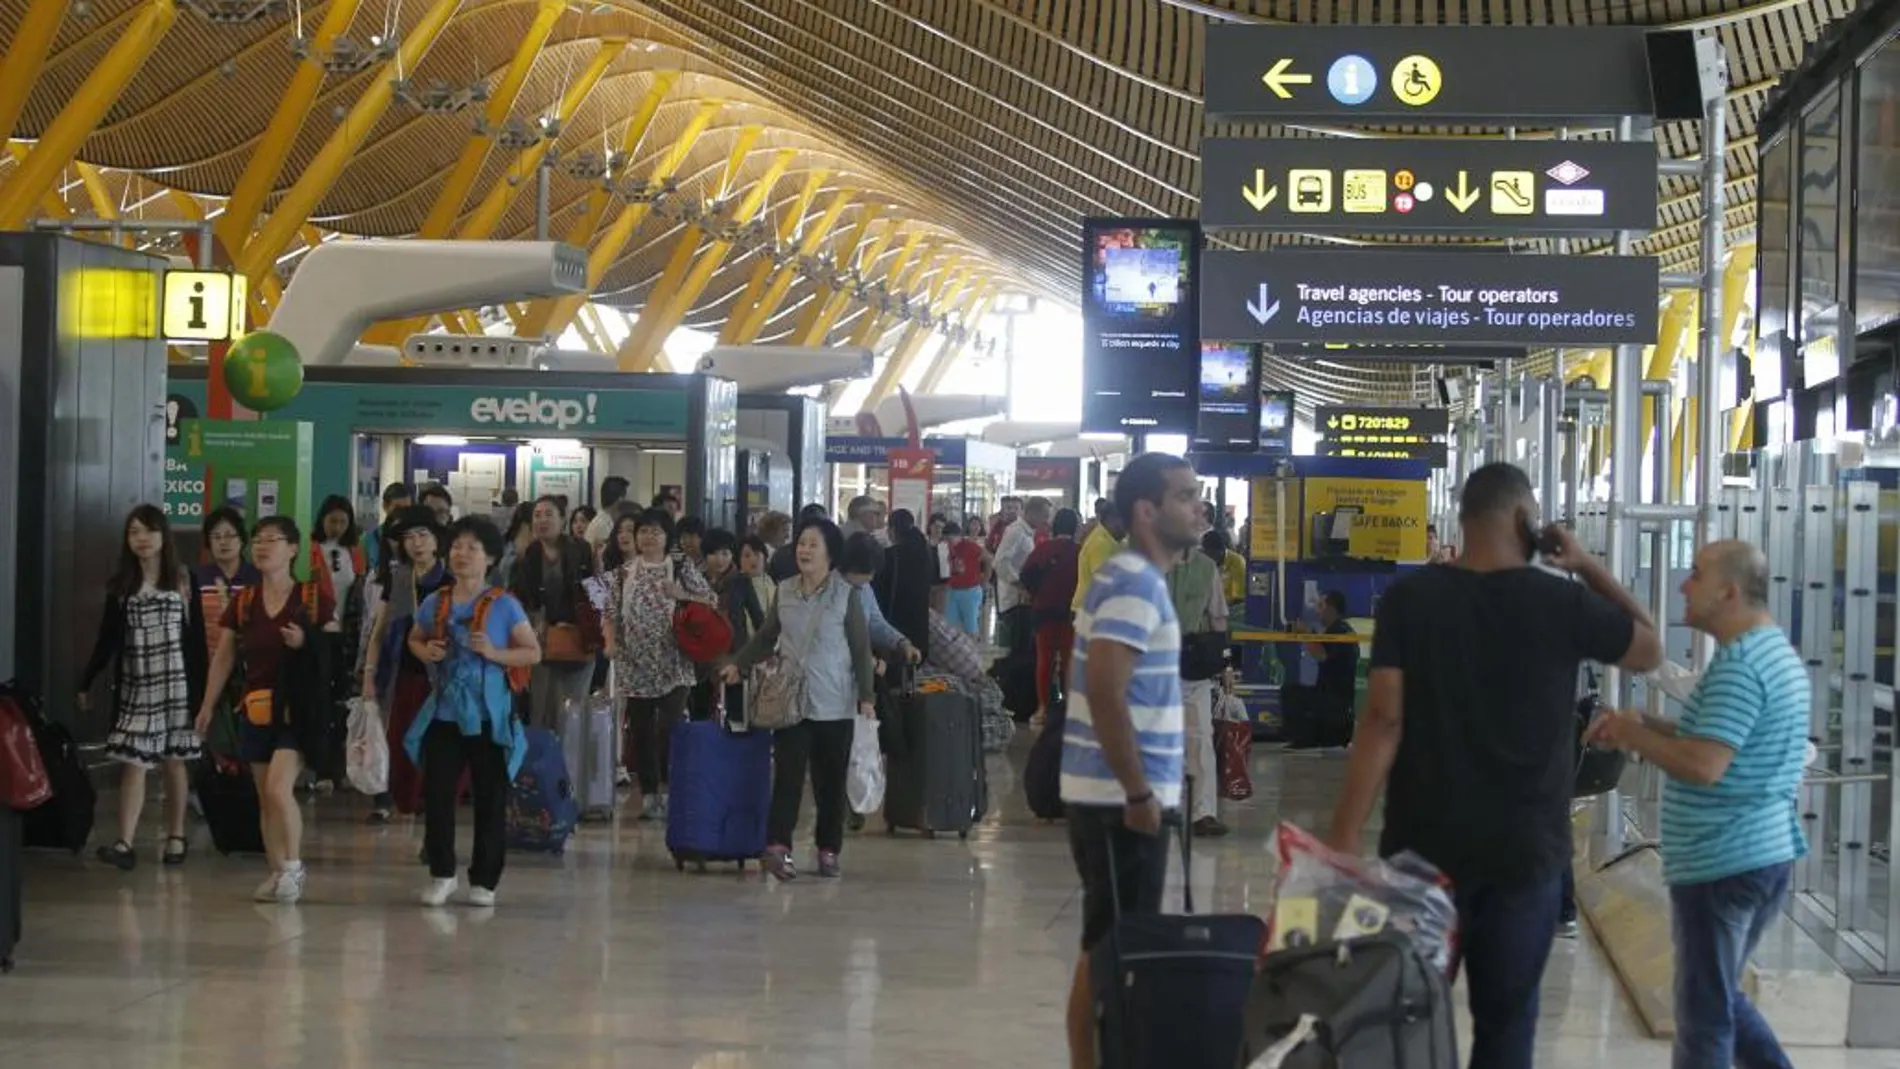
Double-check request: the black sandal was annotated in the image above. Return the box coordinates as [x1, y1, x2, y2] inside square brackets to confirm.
[96, 841, 136, 872]
[161, 836, 188, 866]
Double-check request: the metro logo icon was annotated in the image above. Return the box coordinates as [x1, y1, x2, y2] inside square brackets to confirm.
[469, 392, 599, 430]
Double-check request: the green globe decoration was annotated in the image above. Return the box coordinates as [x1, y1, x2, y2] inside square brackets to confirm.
[223, 331, 303, 412]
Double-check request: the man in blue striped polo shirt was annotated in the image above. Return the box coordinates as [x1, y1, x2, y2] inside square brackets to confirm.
[1588, 540, 1807, 1069]
[1059, 452, 1203, 1069]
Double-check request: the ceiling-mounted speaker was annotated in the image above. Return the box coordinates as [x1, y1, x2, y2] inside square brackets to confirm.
[1646, 30, 1726, 121]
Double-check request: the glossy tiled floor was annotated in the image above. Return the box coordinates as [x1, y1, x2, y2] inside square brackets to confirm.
[6, 740, 1900, 1068]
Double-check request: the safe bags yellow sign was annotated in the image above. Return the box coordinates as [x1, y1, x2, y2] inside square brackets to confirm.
[1303, 477, 1428, 561]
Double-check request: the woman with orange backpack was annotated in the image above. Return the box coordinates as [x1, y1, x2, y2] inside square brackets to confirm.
[405, 516, 539, 907]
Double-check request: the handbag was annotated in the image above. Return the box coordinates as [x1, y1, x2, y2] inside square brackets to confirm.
[543, 622, 590, 663]
[1179, 630, 1229, 682]
[747, 581, 830, 730]
[0, 694, 50, 810]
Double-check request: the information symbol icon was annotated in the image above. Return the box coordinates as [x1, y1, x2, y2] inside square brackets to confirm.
[1327, 55, 1377, 106]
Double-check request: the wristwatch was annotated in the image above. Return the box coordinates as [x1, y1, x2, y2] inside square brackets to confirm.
[1125, 789, 1154, 805]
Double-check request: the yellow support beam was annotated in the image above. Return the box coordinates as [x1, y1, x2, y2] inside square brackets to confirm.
[725, 189, 857, 345]
[454, 39, 626, 243]
[792, 205, 884, 338]
[572, 312, 607, 353]
[850, 244, 942, 349]
[8, 144, 69, 221]
[218, 0, 365, 260]
[917, 288, 996, 394]
[716, 168, 832, 344]
[530, 100, 723, 341]
[0, 0, 69, 145]
[619, 147, 796, 370]
[858, 265, 973, 412]
[1639, 291, 1696, 457]
[513, 75, 680, 337]
[73, 162, 117, 225]
[582, 304, 618, 351]
[1730, 403, 1754, 453]
[0, 0, 177, 231]
[798, 220, 899, 346]
[234, 0, 461, 285]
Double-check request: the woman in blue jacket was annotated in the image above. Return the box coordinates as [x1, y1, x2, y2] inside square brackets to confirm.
[405, 517, 539, 908]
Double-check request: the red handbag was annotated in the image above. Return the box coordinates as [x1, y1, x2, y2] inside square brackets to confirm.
[0, 696, 51, 811]
[674, 601, 734, 664]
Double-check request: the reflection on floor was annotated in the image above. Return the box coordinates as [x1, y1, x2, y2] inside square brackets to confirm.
[5, 739, 1899, 1068]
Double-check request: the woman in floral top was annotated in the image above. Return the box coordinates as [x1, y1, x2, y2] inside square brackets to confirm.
[603, 508, 714, 821]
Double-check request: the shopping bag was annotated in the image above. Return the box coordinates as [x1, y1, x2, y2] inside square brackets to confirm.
[345, 697, 389, 796]
[846, 715, 885, 815]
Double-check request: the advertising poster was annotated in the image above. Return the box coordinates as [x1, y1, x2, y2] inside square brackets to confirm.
[1248, 478, 1297, 562]
[1302, 477, 1428, 561]
[1260, 391, 1296, 454]
[171, 419, 316, 578]
[1193, 342, 1261, 451]
[1080, 218, 1201, 434]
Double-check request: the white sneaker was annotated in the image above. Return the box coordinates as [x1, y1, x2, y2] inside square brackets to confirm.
[420, 877, 459, 907]
[252, 871, 282, 902]
[463, 886, 496, 908]
[274, 863, 306, 904]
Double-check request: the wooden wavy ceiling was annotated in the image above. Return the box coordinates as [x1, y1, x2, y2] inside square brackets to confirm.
[0, 0, 1860, 405]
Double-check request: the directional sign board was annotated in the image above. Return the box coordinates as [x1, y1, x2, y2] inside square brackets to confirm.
[1201, 249, 1659, 347]
[1315, 405, 1449, 438]
[1205, 26, 1654, 122]
[1318, 440, 1449, 467]
[1202, 138, 1657, 234]
[1271, 342, 1524, 365]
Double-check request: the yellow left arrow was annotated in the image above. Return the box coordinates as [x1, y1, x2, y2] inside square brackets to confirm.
[1242, 169, 1278, 211]
[1262, 58, 1313, 100]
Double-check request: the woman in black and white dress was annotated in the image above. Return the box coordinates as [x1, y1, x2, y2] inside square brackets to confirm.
[79, 505, 206, 870]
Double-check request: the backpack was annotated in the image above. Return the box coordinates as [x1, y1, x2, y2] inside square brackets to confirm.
[434, 588, 532, 694]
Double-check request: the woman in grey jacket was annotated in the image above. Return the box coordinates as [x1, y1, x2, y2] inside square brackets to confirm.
[721, 519, 876, 881]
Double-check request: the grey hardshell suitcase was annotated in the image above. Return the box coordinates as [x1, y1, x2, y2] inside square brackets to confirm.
[1238, 930, 1457, 1068]
[882, 681, 986, 839]
[560, 694, 618, 821]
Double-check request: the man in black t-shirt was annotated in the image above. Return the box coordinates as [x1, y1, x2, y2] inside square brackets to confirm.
[1326, 463, 1663, 1069]
[1284, 590, 1359, 751]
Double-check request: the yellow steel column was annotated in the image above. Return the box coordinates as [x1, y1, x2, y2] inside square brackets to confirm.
[9, 144, 69, 220]
[726, 189, 856, 345]
[572, 312, 607, 353]
[1639, 291, 1696, 458]
[73, 162, 119, 238]
[582, 304, 619, 350]
[849, 244, 941, 350]
[234, 0, 461, 285]
[620, 147, 796, 370]
[531, 100, 722, 341]
[859, 266, 973, 411]
[0, 0, 178, 230]
[799, 220, 897, 346]
[716, 168, 831, 344]
[917, 288, 996, 394]
[515, 73, 680, 337]
[453, 39, 627, 242]
[217, 0, 365, 258]
[792, 205, 884, 341]
[0, 0, 70, 145]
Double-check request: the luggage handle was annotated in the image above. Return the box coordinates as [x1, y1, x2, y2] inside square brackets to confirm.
[1104, 776, 1195, 920]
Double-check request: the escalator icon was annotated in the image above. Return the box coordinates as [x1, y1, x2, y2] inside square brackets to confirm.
[1489, 171, 1534, 215]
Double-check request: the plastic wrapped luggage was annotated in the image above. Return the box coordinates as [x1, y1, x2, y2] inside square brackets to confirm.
[559, 694, 618, 821]
[883, 678, 985, 839]
[506, 728, 579, 855]
[1239, 931, 1457, 1068]
[195, 761, 265, 856]
[666, 718, 772, 871]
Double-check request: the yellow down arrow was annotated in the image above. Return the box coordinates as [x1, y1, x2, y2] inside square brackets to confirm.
[1243, 169, 1278, 211]
[1261, 58, 1313, 99]
[1446, 170, 1480, 213]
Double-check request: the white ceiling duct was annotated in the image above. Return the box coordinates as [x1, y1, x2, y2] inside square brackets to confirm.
[698, 345, 873, 392]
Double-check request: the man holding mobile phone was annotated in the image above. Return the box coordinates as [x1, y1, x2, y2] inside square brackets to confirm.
[1326, 462, 1664, 1069]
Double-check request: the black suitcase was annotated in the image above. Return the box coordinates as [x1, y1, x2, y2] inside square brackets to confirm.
[883, 682, 985, 839]
[1091, 800, 1265, 1069]
[1023, 699, 1066, 821]
[195, 762, 265, 856]
[0, 807, 21, 972]
[1238, 931, 1458, 1068]
[18, 700, 95, 855]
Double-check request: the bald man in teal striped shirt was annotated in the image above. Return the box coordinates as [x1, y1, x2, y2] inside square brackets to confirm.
[1587, 541, 1807, 1069]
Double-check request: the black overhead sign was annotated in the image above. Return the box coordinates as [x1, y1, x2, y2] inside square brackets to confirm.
[1201, 138, 1659, 234]
[1271, 342, 1524, 365]
[1204, 26, 1654, 122]
[1200, 249, 1660, 347]
[1315, 405, 1449, 438]
[1318, 440, 1449, 467]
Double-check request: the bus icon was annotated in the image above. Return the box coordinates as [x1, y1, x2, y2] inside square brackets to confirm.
[1289, 170, 1332, 212]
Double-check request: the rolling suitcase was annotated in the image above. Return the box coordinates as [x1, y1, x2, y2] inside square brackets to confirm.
[195, 761, 265, 856]
[559, 694, 617, 821]
[17, 693, 95, 855]
[1092, 791, 1264, 1069]
[883, 678, 985, 839]
[1023, 699, 1067, 821]
[666, 718, 772, 871]
[1238, 930, 1457, 1068]
[0, 807, 20, 972]
[506, 728, 580, 855]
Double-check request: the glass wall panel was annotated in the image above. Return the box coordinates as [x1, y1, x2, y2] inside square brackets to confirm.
[1857, 40, 1900, 333]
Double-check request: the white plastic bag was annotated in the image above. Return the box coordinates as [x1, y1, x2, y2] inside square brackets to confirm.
[846, 715, 885, 815]
[345, 697, 389, 796]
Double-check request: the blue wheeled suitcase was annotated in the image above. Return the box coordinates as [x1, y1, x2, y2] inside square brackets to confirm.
[506, 728, 580, 855]
[666, 719, 772, 872]
[1091, 787, 1264, 1069]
